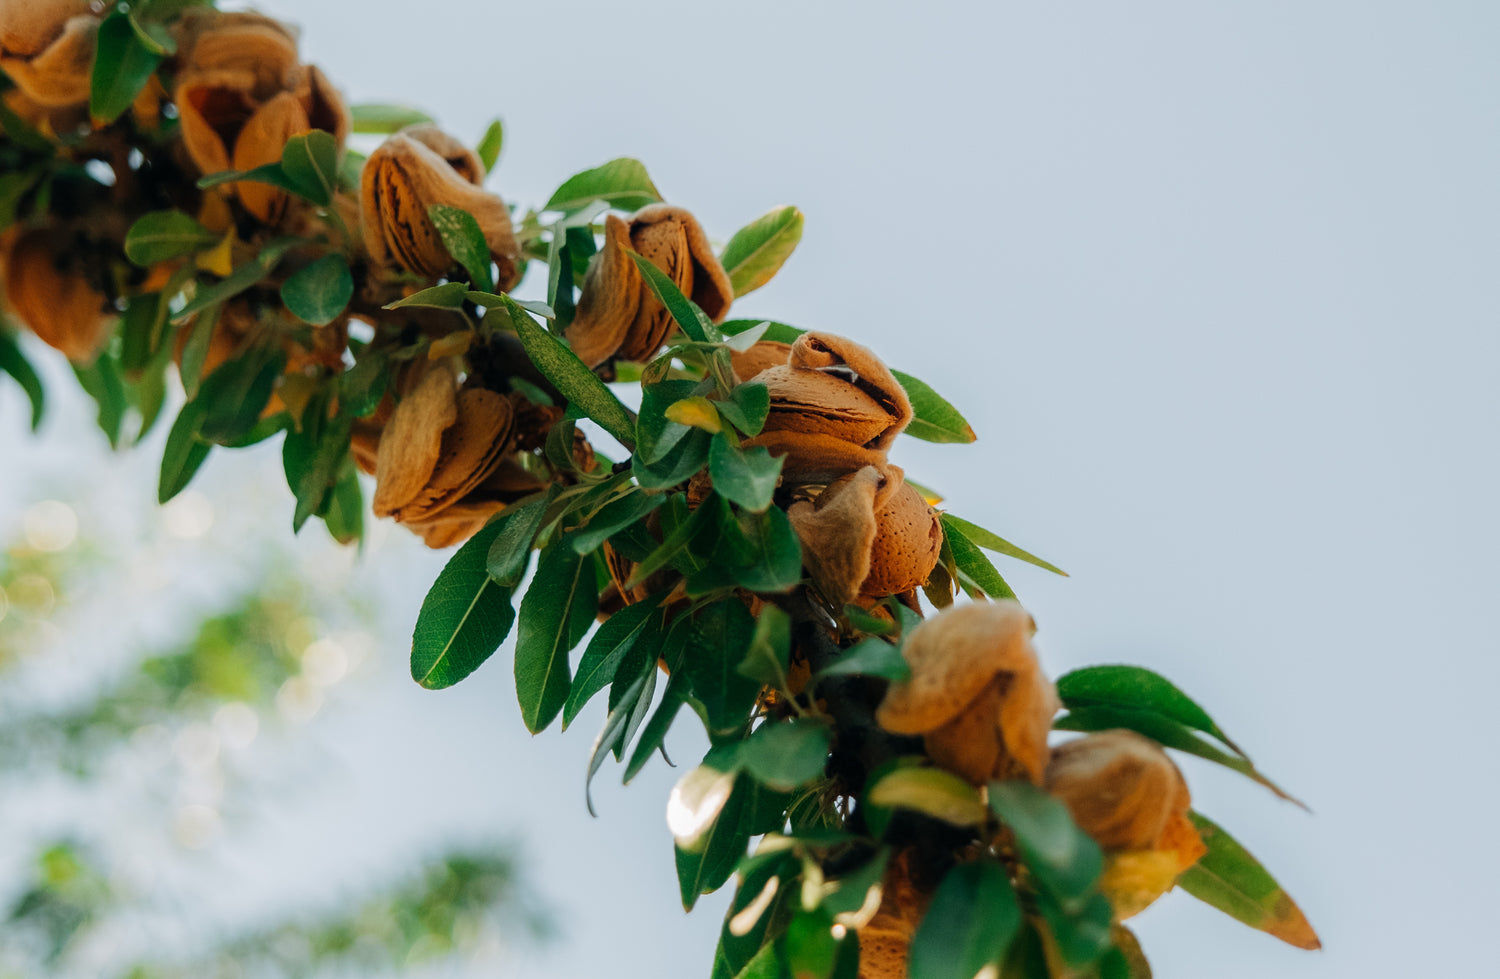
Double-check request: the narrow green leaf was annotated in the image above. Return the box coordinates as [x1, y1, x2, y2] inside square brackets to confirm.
[815, 637, 911, 683]
[624, 623, 692, 782]
[586, 667, 652, 815]
[285, 417, 351, 532]
[1034, 888, 1114, 968]
[72, 356, 127, 449]
[1178, 812, 1321, 950]
[736, 606, 791, 689]
[717, 382, 770, 437]
[384, 281, 470, 310]
[90, 10, 164, 124]
[633, 427, 711, 489]
[196, 348, 285, 445]
[867, 767, 989, 827]
[637, 379, 696, 463]
[545, 157, 662, 213]
[485, 492, 554, 586]
[891, 369, 976, 444]
[630, 252, 720, 343]
[942, 514, 1017, 600]
[174, 240, 297, 322]
[563, 597, 661, 728]
[501, 297, 637, 449]
[411, 520, 517, 689]
[476, 118, 504, 173]
[724, 505, 803, 593]
[570, 491, 666, 555]
[988, 781, 1102, 910]
[941, 513, 1066, 576]
[349, 102, 434, 133]
[709, 433, 783, 512]
[784, 909, 839, 979]
[1057, 665, 1233, 750]
[1053, 706, 1303, 806]
[123, 210, 218, 266]
[158, 400, 211, 503]
[428, 204, 494, 292]
[0, 330, 45, 430]
[195, 161, 300, 194]
[279, 130, 338, 206]
[719, 319, 805, 344]
[909, 861, 1022, 979]
[280, 254, 353, 327]
[515, 542, 598, 733]
[674, 765, 754, 910]
[340, 347, 389, 418]
[738, 719, 830, 792]
[679, 599, 760, 736]
[323, 458, 364, 546]
[720, 206, 805, 298]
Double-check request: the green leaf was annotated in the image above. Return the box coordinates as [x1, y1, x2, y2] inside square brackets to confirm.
[624, 624, 692, 782]
[196, 348, 286, 445]
[158, 400, 212, 503]
[485, 492, 554, 586]
[673, 757, 755, 910]
[349, 102, 434, 133]
[709, 433, 783, 512]
[586, 665, 653, 815]
[279, 130, 339, 206]
[0, 330, 45, 430]
[323, 459, 364, 546]
[736, 606, 791, 689]
[570, 491, 666, 555]
[891, 369, 976, 444]
[1034, 888, 1114, 968]
[72, 356, 127, 449]
[909, 861, 1021, 979]
[712, 851, 799, 979]
[174, 239, 297, 322]
[339, 347, 389, 418]
[940, 513, 1066, 576]
[90, 10, 164, 124]
[738, 719, 830, 792]
[866, 767, 989, 827]
[410, 520, 517, 689]
[563, 597, 661, 729]
[680, 599, 760, 737]
[630, 252, 719, 343]
[633, 427, 711, 490]
[500, 297, 636, 449]
[720, 206, 804, 298]
[1178, 812, 1320, 950]
[428, 204, 494, 292]
[476, 118, 504, 173]
[515, 542, 598, 733]
[783, 909, 839, 979]
[637, 379, 696, 464]
[383, 281, 470, 310]
[987, 781, 1102, 910]
[717, 382, 770, 437]
[545, 157, 662, 213]
[719, 319, 805, 345]
[941, 514, 1017, 600]
[721, 505, 803, 594]
[284, 417, 351, 532]
[1057, 665, 1234, 750]
[279, 254, 353, 327]
[1054, 706, 1303, 806]
[119, 292, 164, 374]
[815, 637, 911, 683]
[123, 210, 218, 266]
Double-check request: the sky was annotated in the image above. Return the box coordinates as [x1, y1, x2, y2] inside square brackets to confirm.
[5, 1, 1500, 976]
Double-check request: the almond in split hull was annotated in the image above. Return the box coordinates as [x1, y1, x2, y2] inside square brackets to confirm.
[0, 0, 93, 58]
[860, 481, 942, 600]
[0, 13, 95, 108]
[3, 229, 111, 363]
[372, 361, 461, 517]
[391, 388, 513, 523]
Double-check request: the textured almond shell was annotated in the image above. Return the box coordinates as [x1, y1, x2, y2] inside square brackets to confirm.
[231, 90, 308, 222]
[630, 204, 733, 322]
[565, 214, 641, 368]
[0, 13, 95, 108]
[371, 361, 459, 517]
[1045, 729, 1195, 852]
[4, 230, 110, 362]
[743, 429, 889, 485]
[181, 18, 298, 99]
[0, 0, 92, 58]
[758, 365, 894, 448]
[730, 340, 791, 383]
[860, 481, 942, 599]
[788, 465, 890, 608]
[790, 332, 912, 452]
[393, 388, 513, 522]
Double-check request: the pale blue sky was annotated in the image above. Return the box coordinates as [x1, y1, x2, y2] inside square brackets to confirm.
[4, 1, 1497, 976]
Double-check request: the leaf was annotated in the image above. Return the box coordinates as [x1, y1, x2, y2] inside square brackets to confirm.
[339, 347, 389, 418]
[987, 781, 1102, 910]
[666, 395, 724, 434]
[284, 417, 351, 532]
[476, 118, 504, 173]
[500, 297, 637, 449]
[349, 102, 434, 133]
[941, 514, 1017, 600]
[673, 761, 755, 910]
[738, 719, 830, 792]
[867, 767, 989, 827]
[545, 157, 662, 213]
[724, 505, 802, 593]
[709, 433, 783, 512]
[280, 254, 354, 326]
[514, 542, 598, 733]
[1057, 665, 1235, 751]
[585, 666, 652, 815]
[1034, 888, 1114, 968]
[736, 606, 791, 689]
[633, 427, 711, 490]
[384, 281, 470, 310]
[195, 348, 286, 445]
[891, 369, 976, 444]
[485, 492, 554, 586]
[719, 319, 806, 345]
[123, 210, 218, 266]
[1053, 705, 1303, 807]
[0, 330, 45, 430]
[174, 239, 297, 322]
[72, 356, 127, 449]
[158, 400, 212, 503]
[940, 513, 1067, 577]
[679, 599, 761, 736]
[720, 206, 805, 298]
[909, 861, 1022, 979]
[279, 130, 338, 206]
[90, 10, 164, 124]
[563, 597, 661, 729]
[1178, 812, 1320, 949]
[630, 252, 720, 343]
[624, 626, 692, 783]
[716, 382, 770, 437]
[638, 379, 696, 463]
[783, 909, 839, 979]
[428, 204, 494, 292]
[814, 637, 911, 683]
[176, 303, 218, 400]
[409, 519, 516, 689]
[570, 491, 666, 555]
[322, 459, 363, 546]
